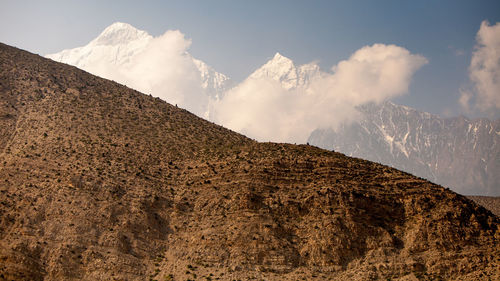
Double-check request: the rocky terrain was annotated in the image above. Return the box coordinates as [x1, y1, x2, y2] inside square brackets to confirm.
[0, 43, 499, 280]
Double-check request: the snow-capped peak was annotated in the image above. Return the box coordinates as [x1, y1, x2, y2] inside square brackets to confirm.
[249, 52, 297, 89]
[191, 57, 232, 100]
[249, 52, 321, 89]
[46, 22, 152, 67]
[271, 52, 294, 64]
[91, 22, 151, 46]
[46, 22, 231, 101]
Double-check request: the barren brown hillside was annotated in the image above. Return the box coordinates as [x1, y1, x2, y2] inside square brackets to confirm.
[0, 43, 498, 281]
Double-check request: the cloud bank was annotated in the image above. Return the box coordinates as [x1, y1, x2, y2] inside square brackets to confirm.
[211, 44, 427, 143]
[460, 21, 500, 116]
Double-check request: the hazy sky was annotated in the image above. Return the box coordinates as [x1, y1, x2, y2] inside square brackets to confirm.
[1, 0, 499, 118]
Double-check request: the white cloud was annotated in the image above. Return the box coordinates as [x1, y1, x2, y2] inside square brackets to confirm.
[121, 31, 207, 116]
[211, 44, 427, 143]
[463, 21, 500, 116]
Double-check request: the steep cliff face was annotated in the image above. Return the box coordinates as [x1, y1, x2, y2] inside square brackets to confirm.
[1, 43, 498, 281]
[309, 101, 500, 196]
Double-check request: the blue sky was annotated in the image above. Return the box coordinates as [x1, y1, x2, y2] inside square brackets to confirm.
[1, 0, 499, 118]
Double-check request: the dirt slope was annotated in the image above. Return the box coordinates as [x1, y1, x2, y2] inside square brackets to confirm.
[0, 43, 498, 281]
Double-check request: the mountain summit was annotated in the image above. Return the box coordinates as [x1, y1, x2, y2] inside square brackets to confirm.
[45, 23, 152, 69]
[91, 22, 151, 46]
[249, 52, 320, 89]
[46, 22, 231, 102]
[1, 42, 499, 280]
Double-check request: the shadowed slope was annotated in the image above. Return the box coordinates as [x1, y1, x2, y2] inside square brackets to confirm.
[0, 43, 498, 281]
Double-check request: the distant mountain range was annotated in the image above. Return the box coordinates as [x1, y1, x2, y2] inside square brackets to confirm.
[308, 102, 500, 196]
[46, 22, 499, 196]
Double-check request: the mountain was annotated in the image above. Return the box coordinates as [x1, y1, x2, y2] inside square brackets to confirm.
[46, 22, 152, 69]
[249, 53, 499, 196]
[1, 42, 499, 280]
[308, 101, 500, 196]
[249, 52, 320, 89]
[191, 57, 233, 100]
[46, 22, 231, 101]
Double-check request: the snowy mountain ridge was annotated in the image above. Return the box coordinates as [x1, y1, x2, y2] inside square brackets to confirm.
[249, 52, 321, 89]
[46, 22, 231, 99]
[191, 57, 232, 100]
[47, 22, 153, 68]
[92, 22, 151, 46]
[308, 101, 500, 196]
